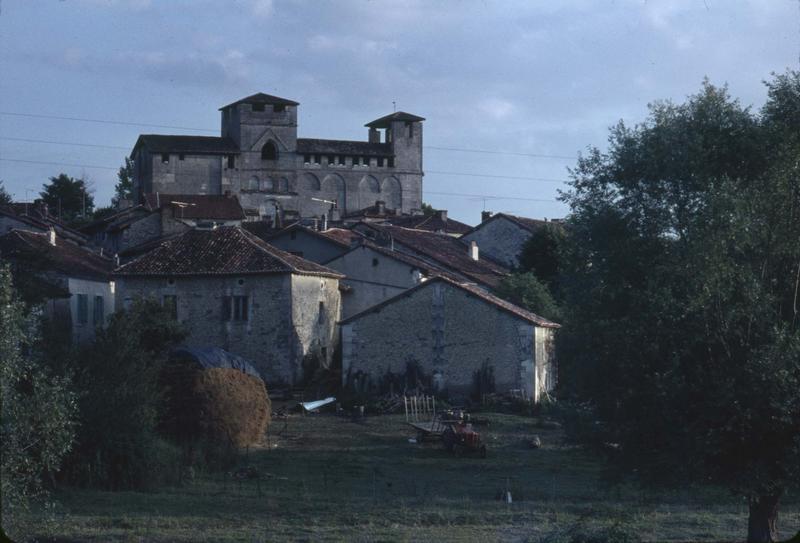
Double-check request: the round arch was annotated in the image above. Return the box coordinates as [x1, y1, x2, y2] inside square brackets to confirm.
[380, 176, 402, 211]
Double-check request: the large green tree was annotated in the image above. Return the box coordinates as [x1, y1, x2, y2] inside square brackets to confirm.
[0, 265, 76, 534]
[560, 73, 800, 542]
[39, 173, 94, 223]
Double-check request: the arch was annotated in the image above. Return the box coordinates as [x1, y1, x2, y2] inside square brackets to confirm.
[260, 177, 274, 192]
[380, 176, 402, 210]
[248, 176, 259, 191]
[298, 172, 320, 192]
[322, 174, 346, 210]
[359, 175, 380, 193]
[261, 140, 278, 160]
[277, 177, 289, 193]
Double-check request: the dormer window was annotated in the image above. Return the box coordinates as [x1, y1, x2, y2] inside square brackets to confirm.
[252, 103, 265, 112]
[161, 153, 169, 164]
[261, 141, 278, 161]
[273, 104, 286, 113]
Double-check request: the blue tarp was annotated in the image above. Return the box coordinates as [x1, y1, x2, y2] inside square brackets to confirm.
[170, 346, 263, 380]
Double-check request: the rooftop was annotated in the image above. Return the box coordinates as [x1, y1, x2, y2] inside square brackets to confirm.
[219, 92, 300, 110]
[365, 111, 426, 128]
[132, 135, 240, 156]
[115, 226, 343, 278]
[143, 194, 246, 221]
[386, 213, 471, 236]
[0, 229, 113, 282]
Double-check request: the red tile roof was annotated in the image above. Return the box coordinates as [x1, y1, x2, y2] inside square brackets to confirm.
[143, 194, 245, 220]
[386, 213, 472, 235]
[0, 229, 113, 281]
[341, 276, 559, 328]
[115, 226, 343, 278]
[354, 223, 509, 288]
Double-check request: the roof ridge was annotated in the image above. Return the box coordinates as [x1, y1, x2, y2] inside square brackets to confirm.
[235, 226, 295, 272]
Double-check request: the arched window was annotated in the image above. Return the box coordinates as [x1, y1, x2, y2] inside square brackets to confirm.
[260, 178, 274, 192]
[261, 141, 278, 160]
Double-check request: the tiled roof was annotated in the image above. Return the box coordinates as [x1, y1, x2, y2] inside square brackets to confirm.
[341, 276, 559, 328]
[132, 135, 240, 155]
[0, 229, 113, 281]
[143, 194, 246, 220]
[343, 203, 399, 219]
[241, 220, 287, 242]
[386, 214, 472, 236]
[318, 227, 359, 247]
[80, 205, 150, 234]
[365, 111, 426, 128]
[0, 205, 89, 244]
[296, 138, 394, 157]
[355, 223, 509, 288]
[219, 92, 299, 110]
[115, 226, 343, 278]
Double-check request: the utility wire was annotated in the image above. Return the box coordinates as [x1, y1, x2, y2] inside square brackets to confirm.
[0, 136, 130, 150]
[0, 158, 119, 171]
[426, 170, 568, 183]
[0, 111, 578, 159]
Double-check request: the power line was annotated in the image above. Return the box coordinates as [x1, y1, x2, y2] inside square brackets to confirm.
[0, 111, 216, 133]
[425, 190, 558, 203]
[425, 146, 576, 160]
[0, 158, 119, 171]
[427, 170, 568, 183]
[0, 136, 130, 150]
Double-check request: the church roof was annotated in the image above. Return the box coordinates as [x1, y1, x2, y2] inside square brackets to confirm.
[142, 194, 246, 220]
[365, 111, 426, 128]
[219, 92, 300, 110]
[296, 138, 394, 157]
[132, 135, 240, 156]
[115, 226, 343, 279]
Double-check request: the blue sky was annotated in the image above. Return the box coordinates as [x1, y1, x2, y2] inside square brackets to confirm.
[0, 0, 797, 224]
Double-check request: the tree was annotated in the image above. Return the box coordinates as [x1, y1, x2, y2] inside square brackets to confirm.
[518, 223, 566, 287]
[560, 73, 800, 542]
[495, 272, 561, 322]
[39, 173, 94, 223]
[61, 298, 187, 490]
[420, 202, 435, 216]
[0, 264, 76, 533]
[112, 157, 134, 208]
[0, 180, 12, 205]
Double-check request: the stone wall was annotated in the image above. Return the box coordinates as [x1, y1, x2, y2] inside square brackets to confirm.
[67, 277, 115, 344]
[461, 216, 533, 269]
[148, 154, 224, 196]
[290, 274, 341, 381]
[267, 229, 349, 264]
[342, 280, 553, 400]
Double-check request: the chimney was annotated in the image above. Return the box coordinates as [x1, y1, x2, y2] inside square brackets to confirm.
[437, 209, 448, 222]
[481, 211, 493, 223]
[48, 227, 56, 246]
[321, 213, 328, 231]
[468, 240, 479, 261]
[375, 200, 386, 215]
[368, 128, 380, 144]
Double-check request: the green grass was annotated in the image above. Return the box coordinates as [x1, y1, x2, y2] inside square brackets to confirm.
[10, 412, 800, 542]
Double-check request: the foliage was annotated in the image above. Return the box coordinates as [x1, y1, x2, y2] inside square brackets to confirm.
[112, 157, 135, 208]
[61, 298, 187, 490]
[496, 272, 562, 322]
[518, 222, 567, 288]
[39, 173, 94, 223]
[420, 202, 435, 216]
[559, 72, 800, 540]
[0, 264, 77, 527]
[0, 180, 12, 205]
[91, 205, 117, 221]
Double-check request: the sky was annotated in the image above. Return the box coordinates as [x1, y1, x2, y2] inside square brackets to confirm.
[0, 0, 797, 225]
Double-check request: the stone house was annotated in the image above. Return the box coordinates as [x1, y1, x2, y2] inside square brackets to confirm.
[460, 212, 561, 269]
[324, 241, 449, 318]
[352, 222, 510, 289]
[130, 93, 425, 222]
[258, 223, 353, 264]
[1, 201, 90, 246]
[0, 228, 115, 343]
[341, 276, 559, 402]
[344, 202, 471, 237]
[113, 226, 343, 385]
[82, 193, 246, 256]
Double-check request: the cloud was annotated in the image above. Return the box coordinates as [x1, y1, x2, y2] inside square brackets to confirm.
[478, 98, 515, 120]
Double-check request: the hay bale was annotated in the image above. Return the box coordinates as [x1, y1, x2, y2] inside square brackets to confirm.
[191, 367, 271, 448]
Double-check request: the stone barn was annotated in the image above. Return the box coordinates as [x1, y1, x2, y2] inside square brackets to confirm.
[340, 276, 559, 402]
[114, 226, 343, 386]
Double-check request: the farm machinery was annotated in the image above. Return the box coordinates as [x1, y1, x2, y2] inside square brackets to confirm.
[404, 396, 487, 458]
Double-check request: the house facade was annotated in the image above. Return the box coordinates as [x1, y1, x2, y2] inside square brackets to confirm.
[130, 93, 425, 222]
[341, 277, 559, 402]
[113, 226, 343, 385]
[460, 212, 559, 269]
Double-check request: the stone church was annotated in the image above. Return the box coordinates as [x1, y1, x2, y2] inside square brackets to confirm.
[130, 93, 424, 222]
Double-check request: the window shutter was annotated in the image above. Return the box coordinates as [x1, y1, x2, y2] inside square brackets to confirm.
[222, 296, 231, 321]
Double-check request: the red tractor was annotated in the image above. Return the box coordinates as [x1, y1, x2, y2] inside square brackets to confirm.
[442, 420, 487, 458]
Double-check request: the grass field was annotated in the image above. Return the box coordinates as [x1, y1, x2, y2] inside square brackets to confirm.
[11, 410, 800, 542]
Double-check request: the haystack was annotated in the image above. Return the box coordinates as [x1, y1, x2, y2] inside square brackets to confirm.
[162, 347, 271, 448]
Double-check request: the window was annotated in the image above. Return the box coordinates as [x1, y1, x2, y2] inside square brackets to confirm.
[304, 154, 311, 164]
[179, 153, 185, 161]
[273, 104, 286, 113]
[93, 295, 104, 325]
[252, 103, 265, 112]
[261, 141, 278, 160]
[388, 157, 395, 168]
[406, 121, 413, 138]
[314, 155, 321, 164]
[377, 157, 385, 167]
[372, 258, 379, 267]
[327, 155, 335, 165]
[352, 156, 360, 167]
[163, 295, 178, 320]
[76, 294, 88, 325]
[362, 156, 370, 167]
[223, 295, 248, 321]
[227, 155, 235, 169]
[318, 301, 325, 324]
[161, 153, 169, 164]
[338, 155, 346, 166]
